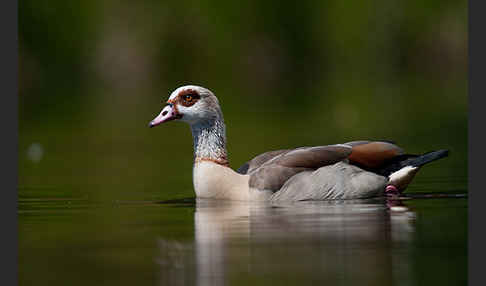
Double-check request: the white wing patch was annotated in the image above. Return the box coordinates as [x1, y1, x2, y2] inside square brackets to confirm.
[388, 166, 419, 191]
[389, 166, 418, 182]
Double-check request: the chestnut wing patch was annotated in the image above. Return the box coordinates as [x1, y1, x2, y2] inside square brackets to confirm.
[347, 141, 405, 170]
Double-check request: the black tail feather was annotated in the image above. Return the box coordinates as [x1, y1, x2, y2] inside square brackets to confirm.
[377, 149, 449, 176]
[407, 149, 449, 167]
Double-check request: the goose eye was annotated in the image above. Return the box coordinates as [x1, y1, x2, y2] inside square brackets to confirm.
[184, 95, 193, 102]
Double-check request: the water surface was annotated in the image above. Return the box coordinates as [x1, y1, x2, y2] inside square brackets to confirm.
[19, 188, 467, 286]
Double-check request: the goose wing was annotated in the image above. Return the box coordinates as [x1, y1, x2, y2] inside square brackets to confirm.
[236, 149, 290, 174]
[247, 144, 353, 191]
[345, 140, 405, 171]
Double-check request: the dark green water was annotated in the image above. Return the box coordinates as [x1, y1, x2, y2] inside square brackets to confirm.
[19, 181, 467, 286]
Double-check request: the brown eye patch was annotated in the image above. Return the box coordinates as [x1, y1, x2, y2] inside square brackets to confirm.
[177, 89, 200, 107]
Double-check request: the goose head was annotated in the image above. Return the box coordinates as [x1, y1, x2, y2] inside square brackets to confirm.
[149, 85, 223, 127]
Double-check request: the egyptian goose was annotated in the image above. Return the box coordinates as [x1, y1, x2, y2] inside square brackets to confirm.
[149, 85, 448, 201]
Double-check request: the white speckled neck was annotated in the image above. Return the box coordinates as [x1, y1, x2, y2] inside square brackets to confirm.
[191, 115, 228, 166]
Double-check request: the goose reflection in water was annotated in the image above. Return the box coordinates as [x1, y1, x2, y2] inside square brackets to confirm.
[156, 198, 416, 286]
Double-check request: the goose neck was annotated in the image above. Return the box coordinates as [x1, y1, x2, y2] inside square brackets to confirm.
[191, 118, 229, 166]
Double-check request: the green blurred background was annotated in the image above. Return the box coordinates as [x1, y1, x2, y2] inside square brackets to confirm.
[18, 0, 467, 202]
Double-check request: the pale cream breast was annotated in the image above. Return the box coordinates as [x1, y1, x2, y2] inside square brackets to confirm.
[193, 161, 251, 201]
